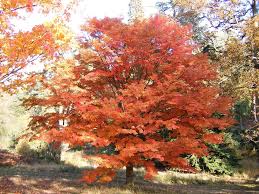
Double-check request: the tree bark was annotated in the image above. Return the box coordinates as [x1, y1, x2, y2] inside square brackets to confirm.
[240, 115, 244, 130]
[253, 92, 258, 122]
[126, 164, 134, 184]
[251, 0, 258, 122]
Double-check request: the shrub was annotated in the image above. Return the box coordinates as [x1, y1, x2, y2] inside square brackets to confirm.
[15, 140, 33, 159]
[233, 100, 251, 123]
[187, 131, 240, 175]
[15, 140, 61, 163]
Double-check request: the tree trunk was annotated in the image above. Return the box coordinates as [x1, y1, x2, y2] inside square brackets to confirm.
[126, 164, 134, 184]
[251, 0, 258, 122]
[253, 92, 258, 122]
[240, 115, 244, 130]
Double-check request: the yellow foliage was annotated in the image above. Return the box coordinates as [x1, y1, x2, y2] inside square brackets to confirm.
[173, 0, 207, 10]
[219, 37, 259, 100]
[0, 0, 76, 91]
[245, 16, 259, 48]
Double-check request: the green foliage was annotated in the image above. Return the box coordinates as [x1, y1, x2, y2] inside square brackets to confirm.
[187, 131, 240, 175]
[43, 142, 61, 163]
[233, 100, 252, 122]
[188, 155, 234, 176]
[204, 157, 231, 175]
[83, 143, 116, 156]
[15, 140, 61, 163]
[187, 99, 257, 176]
[201, 155, 234, 175]
[158, 128, 171, 141]
[187, 155, 200, 170]
[15, 140, 33, 158]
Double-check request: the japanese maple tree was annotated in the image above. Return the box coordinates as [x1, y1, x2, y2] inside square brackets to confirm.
[25, 16, 234, 184]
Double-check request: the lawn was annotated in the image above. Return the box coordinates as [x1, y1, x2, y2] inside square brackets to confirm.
[0, 163, 258, 194]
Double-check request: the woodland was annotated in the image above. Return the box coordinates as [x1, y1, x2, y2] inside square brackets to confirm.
[0, 0, 258, 193]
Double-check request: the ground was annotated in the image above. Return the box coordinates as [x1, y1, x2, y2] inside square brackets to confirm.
[0, 163, 258, 194]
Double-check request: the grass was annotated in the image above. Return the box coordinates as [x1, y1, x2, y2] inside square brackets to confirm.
[155, 157, 259, 186]
[60, 149, 100, 168]
[0, 163, 258, 194]
[155, 171, 257, 185]
[238, 157, 259, 179]
[1, 146, 258, 193]
[0, 164, 172, 194]
[61, 149, 258, 184]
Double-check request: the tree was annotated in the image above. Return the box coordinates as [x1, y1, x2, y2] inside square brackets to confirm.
[0, 93, 29, 149]
[0, 0, 73, 92]
[24, 16, 234, 184]
[128, 0, 144, 22]
[214, 1, 258, 122]
[158, 0, 259, 122]
[156, 0, 207, 43]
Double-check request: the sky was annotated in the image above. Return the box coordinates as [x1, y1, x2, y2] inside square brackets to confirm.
[75, 0, 159, 19]
[14, 0, 161, 33]
[70, 0, 160, 32]
[12, 0, 161, 73]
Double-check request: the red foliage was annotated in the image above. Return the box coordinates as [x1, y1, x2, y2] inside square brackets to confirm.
[25, 16, 234, 183]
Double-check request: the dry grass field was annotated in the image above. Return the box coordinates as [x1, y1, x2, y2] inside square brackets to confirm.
[0, 162, 258, 194]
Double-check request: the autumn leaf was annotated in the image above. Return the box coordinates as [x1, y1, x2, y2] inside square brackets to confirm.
[25, 15, 234, 184]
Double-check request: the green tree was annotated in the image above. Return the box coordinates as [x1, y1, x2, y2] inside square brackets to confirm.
[0, 93, 29, 149]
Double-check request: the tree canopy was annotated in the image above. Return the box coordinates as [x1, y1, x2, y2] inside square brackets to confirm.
[0, 0, 73, 92]
[24, 16, 234, 183]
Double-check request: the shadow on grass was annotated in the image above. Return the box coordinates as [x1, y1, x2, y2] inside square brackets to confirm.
[0, 163, 83, 179]
[0, 164, 258, 194]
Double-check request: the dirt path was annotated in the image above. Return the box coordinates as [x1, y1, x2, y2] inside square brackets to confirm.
[0, 164, 258, 194]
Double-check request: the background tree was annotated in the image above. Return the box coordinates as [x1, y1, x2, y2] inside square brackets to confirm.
[0, 0, 73, 92]
[128, 0, 144, 22]
[0, 93, 29, 149]
[158, 0, 259, 128]
[24, 16, 234, 184]
[156, 0, 208, 43]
